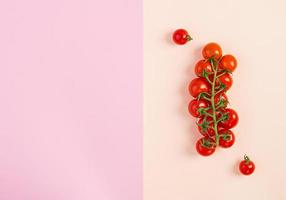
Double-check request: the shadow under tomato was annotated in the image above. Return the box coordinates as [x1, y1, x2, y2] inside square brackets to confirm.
[233, 159, 241, 175]
[165, 30, 174, 45]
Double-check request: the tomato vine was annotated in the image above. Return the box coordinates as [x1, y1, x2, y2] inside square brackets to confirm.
[188, 43, 239, 156]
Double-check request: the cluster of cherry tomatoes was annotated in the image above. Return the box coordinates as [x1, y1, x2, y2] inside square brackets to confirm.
[173, 29, 255, 175]
[188, 42, 239, 156]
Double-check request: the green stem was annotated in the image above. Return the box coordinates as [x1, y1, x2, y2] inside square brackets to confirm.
[210, 59, 219, 146]
[244, 154, 250, 164]
[216, 71, 226, 78]
[215, 87, 225, 96]
[186, 35, 193, 41]
[205, 75, 213, 85]
[202, 96, 211, 102]
[204, 112, 214, 118]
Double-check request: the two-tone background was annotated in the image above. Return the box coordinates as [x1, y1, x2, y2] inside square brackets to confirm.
[1, 0, 286, 199]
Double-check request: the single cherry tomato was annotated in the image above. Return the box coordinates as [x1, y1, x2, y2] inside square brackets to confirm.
[202, 43, 222, 60]
[172, 29, 192, 45]
[214, 92, 228, 107]
[219, 108, 239, 129]
[239, 155, 255, 175]
[219, 54, 237, 72]
[194, 60, 213, 77]
[188, 99, 209, 118]
[188, 78, 211, 97]
[216, 73, 233, 90]
[196, 137, 216, 156]
[218, 129, 235, 148]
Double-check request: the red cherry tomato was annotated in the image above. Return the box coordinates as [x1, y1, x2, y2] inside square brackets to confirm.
[239, 155, 255, 175]
[219, 108, 239, 129]
[216, 73, 233, 90]
[219, 54, 237, 72]
[202, 43, 222, 60]
[194, 60, 213, 77]
[188, 99, 209, 118]
[172, 29, 192, 45]
[188, 78, 211, 97]
[196, 137, 216, 156]
[214, 92, 228, 107]
[218, 129, 235, 148]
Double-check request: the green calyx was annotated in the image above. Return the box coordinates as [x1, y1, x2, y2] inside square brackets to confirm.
[201, 138, 215, 148]
[197, 117, 211, 132]
[220, 132, 231, 141]
[244, 154, 251, 164]
[218, 112, 229, 122]
[186, 35, 193, 41]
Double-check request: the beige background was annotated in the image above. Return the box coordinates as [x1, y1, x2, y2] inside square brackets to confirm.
[144, 0, 286, 199]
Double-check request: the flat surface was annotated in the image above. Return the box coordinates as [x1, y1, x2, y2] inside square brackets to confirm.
[144, 0, 286, 199]
[0, 0, 142, 199]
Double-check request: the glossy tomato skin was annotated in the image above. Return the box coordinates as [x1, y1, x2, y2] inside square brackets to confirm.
[188, 78, 211, 97]
[219, 54, 237, 72]
[217, 73, 233, 90]
[219, 108, 239, 129]
[239, 159, 255, 175]
[202, 43, 222, 60]
[173, 29, 191, 45]
[188, 99, 209, 118]
[195, 60, 213, 77]
[218, 129, 235, 148]
[214, 92, 228, 106]
[196, 137, 216, 156]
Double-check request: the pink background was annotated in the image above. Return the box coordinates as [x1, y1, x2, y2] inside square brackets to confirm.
[0, 0, 142, 199]
[144, 0, 286, 199]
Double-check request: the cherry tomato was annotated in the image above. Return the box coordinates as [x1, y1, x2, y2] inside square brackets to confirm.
[216, 73, 233, 90]
[173, 29, 192, 45]
[219, 54, 237, 72]
[202, 43, 222, 60]
[196, 137, 216, 156]
[214, 92, 228, 107]
[188, 78, 211, 97]
[218, 129, 235, 148]
[195, 60, 213, 77]
[188, 99, 209, 118]
[239, 155, 255, 175]
[219, 108, 239, 129]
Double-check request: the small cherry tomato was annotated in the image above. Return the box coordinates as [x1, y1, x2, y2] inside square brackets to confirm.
[216, 73, 233, 90]
[188, 99, 209, 118]
[239, 155, 255, 175]
[202, 43, 222, 60]
[219, 108, 239, 129]
[219, 54, 237, 72]
[172, 29, 192, 45]
[196, 137, 216, 156]
[194, 60, 213, 77]
[214, 92, 228, 107]
[218, 129, 235, 148]
[188, 78, 211, 97]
